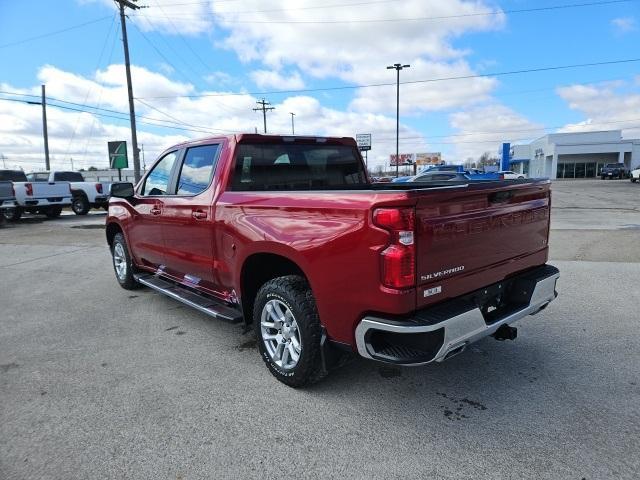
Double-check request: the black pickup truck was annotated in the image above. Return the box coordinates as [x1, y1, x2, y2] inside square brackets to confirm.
[600, 163, 628, 179]
[0, 180, 16, 225]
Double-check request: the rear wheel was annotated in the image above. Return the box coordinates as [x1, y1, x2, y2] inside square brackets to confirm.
[72, 195, 90, 215]
[254, 275, 325, 387]
[111, 232, 140, 290]
[3, 207, 22, 221]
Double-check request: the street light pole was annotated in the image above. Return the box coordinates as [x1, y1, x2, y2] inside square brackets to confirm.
[289, 112, 295, 135]
[387, 63, 410, 178]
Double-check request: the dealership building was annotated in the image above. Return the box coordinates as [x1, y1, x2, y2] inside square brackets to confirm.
[508, 130, 640, 179]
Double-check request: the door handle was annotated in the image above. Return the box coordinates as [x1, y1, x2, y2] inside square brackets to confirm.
[150, 207, 162, 215]
[192, 210, 207, 220]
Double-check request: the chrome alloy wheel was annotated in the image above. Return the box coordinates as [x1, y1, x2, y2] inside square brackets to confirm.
[113, 242, 127, 280]
[260, 299, 302, 370]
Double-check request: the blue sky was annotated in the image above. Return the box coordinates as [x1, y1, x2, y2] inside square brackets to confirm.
[0, 0, 639, 170]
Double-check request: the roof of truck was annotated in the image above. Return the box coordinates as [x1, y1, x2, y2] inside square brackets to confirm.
[172, 133, 358, 149]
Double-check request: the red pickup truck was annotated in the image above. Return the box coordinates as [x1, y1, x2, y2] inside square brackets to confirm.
[106, 134, 559, 387]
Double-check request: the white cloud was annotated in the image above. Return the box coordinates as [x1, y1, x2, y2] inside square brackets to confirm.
[446, 104, 545, 160]
[611, 17, 637, 34]
[250, 69, 305, 90]
[0, 64, 428, 172]
[210, 0, 504, 113]
[556, 80, 640, 138]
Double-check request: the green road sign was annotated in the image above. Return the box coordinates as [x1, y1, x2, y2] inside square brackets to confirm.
[108, 141, 129, 169]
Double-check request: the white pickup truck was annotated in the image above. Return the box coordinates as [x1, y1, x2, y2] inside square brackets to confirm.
[26, 171, 110, 215]
[0, 170, 72, 221]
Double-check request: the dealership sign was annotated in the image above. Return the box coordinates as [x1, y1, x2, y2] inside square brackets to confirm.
[356, 133, 372, 151]
[108, 141, 129, 169]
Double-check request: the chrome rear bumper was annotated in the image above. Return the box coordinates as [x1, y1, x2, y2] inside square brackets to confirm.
[355, 264, 559, 365]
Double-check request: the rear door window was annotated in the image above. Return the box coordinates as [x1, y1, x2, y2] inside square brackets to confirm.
[54, 172, 84, 182]
[176, 144, 220, 195]
[230, 143, 367, 191]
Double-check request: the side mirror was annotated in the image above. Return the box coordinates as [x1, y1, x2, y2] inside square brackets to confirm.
[110, 182, 135, 198]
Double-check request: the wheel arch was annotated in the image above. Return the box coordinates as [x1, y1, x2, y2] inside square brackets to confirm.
[240, 252, 309, 325]
[106, 221, 123, 248]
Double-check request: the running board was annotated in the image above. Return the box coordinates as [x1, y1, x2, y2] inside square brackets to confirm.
[135, 274, 243, 323]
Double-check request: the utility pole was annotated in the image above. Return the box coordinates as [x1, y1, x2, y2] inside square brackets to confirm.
[0, 154, 6, 168]
[70, 157, 74, 171]
[289, 112, 296, 135]
[115, 0, 141, 183]
[41, 85, 50, 170]
[253, 98, 274, 134]
[386, 63, 410, 178]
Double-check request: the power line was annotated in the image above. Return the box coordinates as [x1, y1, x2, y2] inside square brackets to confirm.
[139, 0, 637, 22]
[64, 14, 118, 160]
[148, 0, 214, 73]
[158, 0, 402, 14]
[0, 16, 113, 49]
[139, 57, 640, 99]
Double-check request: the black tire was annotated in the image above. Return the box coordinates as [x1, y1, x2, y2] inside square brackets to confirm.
[254, 275, 326, 387]
[632, 178, 637, 183]
[601, 176, 605, 180]
[71, 195, 90, 215]
[111, 232, 140, 290]
[102, 205, 109, 211]
[3, 207, 22, 221]
[45, 206, 62, 218]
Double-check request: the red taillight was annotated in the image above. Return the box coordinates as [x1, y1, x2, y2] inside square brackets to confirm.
[373, 208, 415, 289]
[499, 173, 505, 180]
[95, 183, 103, 194]
[25, 183, 33, 196]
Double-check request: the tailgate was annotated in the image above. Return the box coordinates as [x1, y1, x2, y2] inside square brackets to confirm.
[415, 180, 550, 309]
[32, 182, 71, 197]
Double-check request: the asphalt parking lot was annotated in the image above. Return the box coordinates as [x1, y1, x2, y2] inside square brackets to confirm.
[1, 180, 639, 479]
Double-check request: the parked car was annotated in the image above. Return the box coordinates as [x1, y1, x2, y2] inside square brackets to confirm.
[26, 171, 110, 215]
[630, 167, 640, 183]
[106, 134, 559, 387]
[498, 170, 526, 179]
[600, 163, 628, 179]
[0, 180, 16, 226]
[409, 171, 470, 182]
[0, 170, 72, 221]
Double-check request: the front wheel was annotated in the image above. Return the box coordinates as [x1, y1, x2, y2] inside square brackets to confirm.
[632, 178, 637, 183]
[254, 275, 325, 387]
[111, 232, 140, 290]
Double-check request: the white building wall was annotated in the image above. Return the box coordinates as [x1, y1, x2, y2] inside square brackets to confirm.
[509, 130, 639, 178]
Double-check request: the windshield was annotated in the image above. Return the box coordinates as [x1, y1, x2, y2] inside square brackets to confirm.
[0, 170, 28, 182]
[231, 143, 367, 191]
